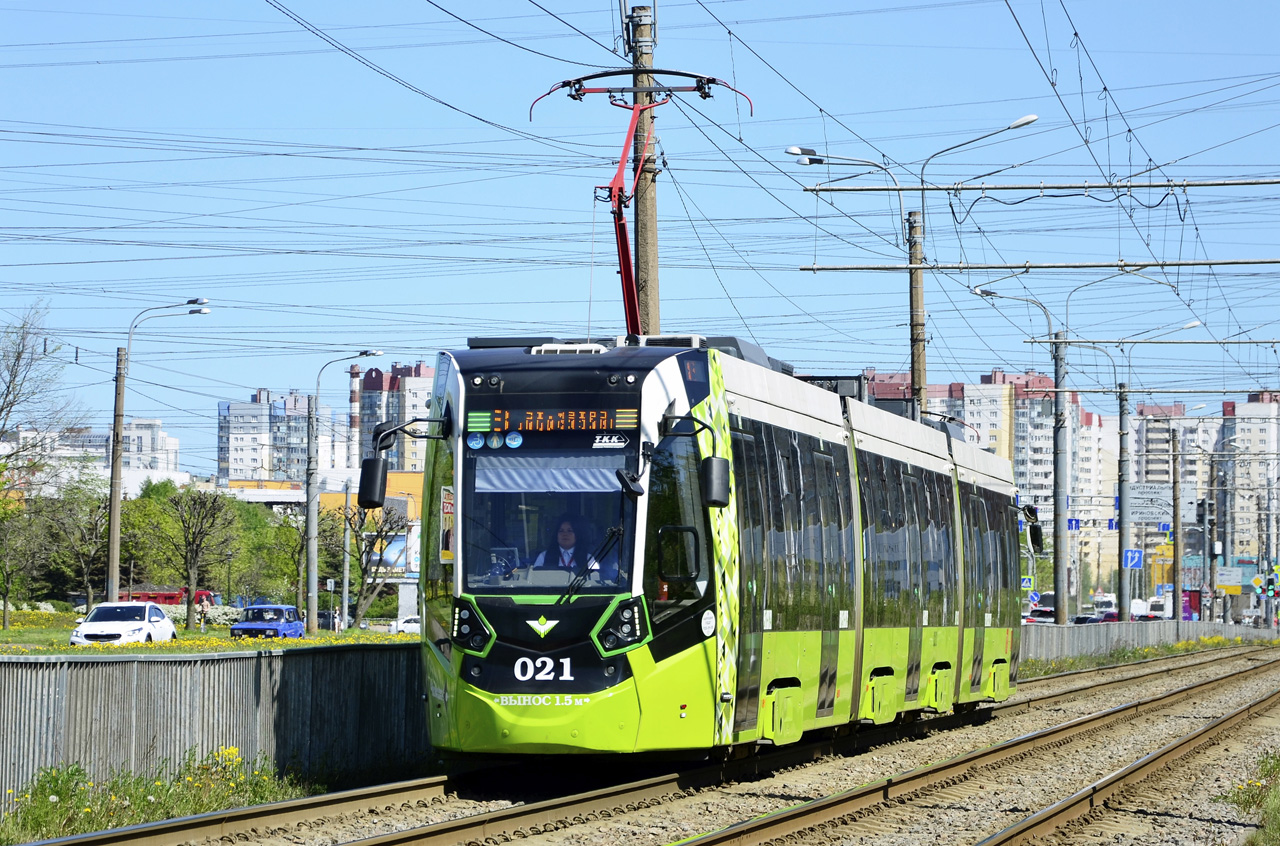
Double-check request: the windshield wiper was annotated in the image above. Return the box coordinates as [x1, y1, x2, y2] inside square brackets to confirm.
[556, 525, 623, 605]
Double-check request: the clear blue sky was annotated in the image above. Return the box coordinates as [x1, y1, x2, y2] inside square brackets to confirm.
[4, 0, 1280, 474]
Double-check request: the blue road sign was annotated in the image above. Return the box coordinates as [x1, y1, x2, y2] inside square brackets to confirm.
[1158, 522, 1171, 532]
[1028, 590, 1040, 604]
[1067, 518, 1080, 531]
[1123, 548, 1144, 569]
[1021, 576, 1034, 590]
[1107, 519, 1116, 530]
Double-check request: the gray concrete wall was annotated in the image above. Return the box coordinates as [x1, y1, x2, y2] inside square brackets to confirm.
[1019, 620, 1275, 664]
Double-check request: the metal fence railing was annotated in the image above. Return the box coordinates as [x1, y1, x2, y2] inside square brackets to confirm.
[0, 643, 429, 803]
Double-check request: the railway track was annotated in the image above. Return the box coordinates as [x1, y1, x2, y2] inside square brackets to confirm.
[680, 653, 1280, 846]
[34, 644, 1273, 846]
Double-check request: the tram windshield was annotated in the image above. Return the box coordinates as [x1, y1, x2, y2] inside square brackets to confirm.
[461, 446, 634, 594]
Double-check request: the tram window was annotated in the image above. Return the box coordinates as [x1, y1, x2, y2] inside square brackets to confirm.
[797, 435, 822, 630]
[815, 452, 846, 614]
[731, 430, 765, 627]
[643, 435, 712, 628]
[461, 449, 632, 593]
[901, 470, 921, 624]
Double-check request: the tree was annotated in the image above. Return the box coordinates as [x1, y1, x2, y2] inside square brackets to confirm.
[158, 489, 237, 630]
[120, 495, 174, 592]
[226, 499, 307, 604]
[41, 472, 109, 608]
[329, 505, 408, 628]
[0, 305, 83, 495]
[0, 501, 40, 628]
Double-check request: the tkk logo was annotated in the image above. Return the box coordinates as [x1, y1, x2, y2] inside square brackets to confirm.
[593, 434, 629, 449]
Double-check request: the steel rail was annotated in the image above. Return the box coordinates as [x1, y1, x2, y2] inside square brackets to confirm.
[977, 684, 1280, 844]
[26, 776, 453, 846]
[674, 655, 1280, 846]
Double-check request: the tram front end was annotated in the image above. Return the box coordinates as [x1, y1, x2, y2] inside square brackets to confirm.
[361, 341, 729, 755]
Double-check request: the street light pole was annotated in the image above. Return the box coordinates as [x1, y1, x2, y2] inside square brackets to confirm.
[307, 350, 382, 634]
[106, 299, 210, 606]
[975, 287, 1069, 624]
[913, 116, 1036, 413]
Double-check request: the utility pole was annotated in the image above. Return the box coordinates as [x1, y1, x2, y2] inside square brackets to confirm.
[1118, 382, 1132, 620]
[1172, 427, 1183, 633]
[629, 6, 659, 334]
[908, 211, 925, 418]
[1052, 331, 1069, 625]
[106, 346, 127, 605]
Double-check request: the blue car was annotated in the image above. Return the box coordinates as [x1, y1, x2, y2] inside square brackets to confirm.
[230, 605, 304, 639]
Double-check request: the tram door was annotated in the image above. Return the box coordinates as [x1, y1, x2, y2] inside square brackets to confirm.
[901, 470, 924, 701]
[813, 451, 842, 718]
[964, 490, 989, 694]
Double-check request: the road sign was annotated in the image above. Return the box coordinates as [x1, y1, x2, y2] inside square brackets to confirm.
[1021, 576, 1034, 590]
[1028, 590, 1040, 604]
[1067, 518, 1080, 531]
[1108, 519, 1116, 530]
[1127, 483, 1172, 522]
[1253, 574, 1265, 589]
[1123, 548, 1144, 569]
[1158, 522, 1171, 532]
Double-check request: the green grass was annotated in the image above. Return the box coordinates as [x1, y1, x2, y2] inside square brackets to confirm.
[0, 747, 316, 845]
[0, 610, 418, 655]
[1220, 750, 1280, 845]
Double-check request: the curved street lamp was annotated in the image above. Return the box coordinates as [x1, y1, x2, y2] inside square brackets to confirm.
[106, 299, 210, 605]
[306, 349, 382, 633]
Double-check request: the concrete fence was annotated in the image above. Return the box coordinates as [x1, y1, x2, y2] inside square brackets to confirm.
[0, 644, 429, 803]
[4, 623, 1276, 801]
[1020, 619, 1276, 663]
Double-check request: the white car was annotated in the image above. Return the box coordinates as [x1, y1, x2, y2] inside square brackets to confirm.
[70, 601, 178, 646]
[391, 616, 421, 635]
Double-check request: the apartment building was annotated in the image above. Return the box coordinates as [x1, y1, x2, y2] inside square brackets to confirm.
[218, 389, 348, 484]
[360, 362, 435, 472]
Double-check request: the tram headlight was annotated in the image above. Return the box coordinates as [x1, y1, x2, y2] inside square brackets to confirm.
[452, 599, 492, 654]
[596, 597, 648, 655]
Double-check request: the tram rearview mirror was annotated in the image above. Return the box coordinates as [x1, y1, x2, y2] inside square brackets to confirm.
[700, 457, 730, 508]
[358, 456, 388, 509]
[1028, 523, 1044, 554]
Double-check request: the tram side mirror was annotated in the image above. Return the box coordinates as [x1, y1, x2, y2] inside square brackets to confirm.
[617, 468, 644, 500]
[656, 525, 700, 582]
[700, 456, 730, 508]
[358, 456, 388, 510]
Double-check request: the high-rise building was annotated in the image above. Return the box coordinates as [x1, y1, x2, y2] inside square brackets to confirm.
[360, 362, 435, 472]
[218, 389, 348, 484]
[1220, 393, 1280, 565]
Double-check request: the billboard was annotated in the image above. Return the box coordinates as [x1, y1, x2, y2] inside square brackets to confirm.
[368, 523, 422, 577]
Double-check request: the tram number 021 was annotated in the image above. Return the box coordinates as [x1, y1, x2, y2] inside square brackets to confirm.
[513, 656, 574, 682]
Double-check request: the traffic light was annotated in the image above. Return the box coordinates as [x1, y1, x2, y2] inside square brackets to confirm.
[1196, 499, 1206, 522]
[1257, 573, 1278, 598]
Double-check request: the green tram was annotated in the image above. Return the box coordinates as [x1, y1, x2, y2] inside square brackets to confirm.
[359, 333, 1022, 755]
